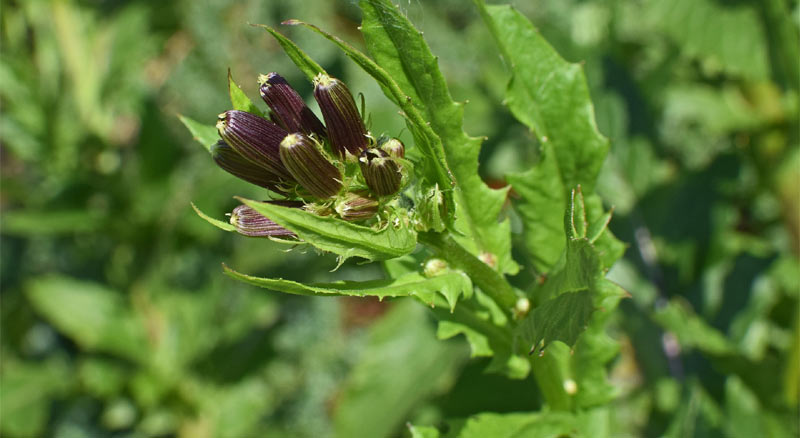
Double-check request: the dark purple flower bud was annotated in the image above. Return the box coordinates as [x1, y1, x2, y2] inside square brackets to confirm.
[229, 201, 302, 237]
[359, 148, 402, 197]
[279, 133, 342, 199]
[313, 73, 369, 159]
[211, 140, 287, 193]
[258, 73, 326, 138]
[335, 192, 379, 222]
[217, 110, 292, 181]
[379, 137, 405, 158]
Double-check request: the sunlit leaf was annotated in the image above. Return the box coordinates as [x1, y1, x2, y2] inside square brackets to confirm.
[361, 0, 516, 274]
[224, 265, 471, 311]
[238, 197, 416, 262]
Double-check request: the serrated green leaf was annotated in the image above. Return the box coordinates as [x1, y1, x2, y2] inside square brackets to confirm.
[255, 24, 326, 81]
[228, 69, 264, 117]
[456, 411, 577, 438]
[191, 202, 235, 232]
[477, 1, 609, 194]
[360, 0, 516, 275]
[437, 320, 492, 358]
[25, 276, 148, 362]
[283, 19, 456, 230]
[223, 266, 471, 310]
[519, 290, 594, 355]
[536, 239, 602, 304]
[178, 114, 218, 153]
[507, 143, 566, 273]
[238, 197, 416, 262]
[431, 301, 530, 379]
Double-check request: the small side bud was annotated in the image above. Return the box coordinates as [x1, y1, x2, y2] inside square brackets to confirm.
[423, 258, 448, 277]
[514, 297, 531, 319]
[334, 192, 379, 221]
[230, 202, 302, 237]
[313, 73, 369, 158]
[211, 140, 286, 193]
[258, 73, 326, 138]
[478, 251, 497, 269]
[217, 110, 292, 181]
[359, 149, 402, 197]
[279, 133, 342, 199]
[378, 137, 405, 158]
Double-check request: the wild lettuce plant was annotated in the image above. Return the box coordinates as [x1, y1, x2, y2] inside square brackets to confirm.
[181, 0, 626, 433]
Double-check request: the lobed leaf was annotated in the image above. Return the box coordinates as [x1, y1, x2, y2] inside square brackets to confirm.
[360, 0, 516, 275]
[506, 143, 566, 273]
[224, 265, 472, 311]
[476, 1, 609, 195]
[519, 290, 594, 355]
[238, 197, 416, 262]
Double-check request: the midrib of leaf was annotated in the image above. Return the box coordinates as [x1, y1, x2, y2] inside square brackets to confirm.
[360, 0, 516, 274]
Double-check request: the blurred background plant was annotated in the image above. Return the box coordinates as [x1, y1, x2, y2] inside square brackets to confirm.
[0, 0, 797, 437]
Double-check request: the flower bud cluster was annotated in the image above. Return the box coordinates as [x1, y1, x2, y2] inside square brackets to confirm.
[211, 72, 407, 238]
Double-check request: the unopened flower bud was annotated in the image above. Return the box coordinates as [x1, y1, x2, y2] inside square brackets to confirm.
[359, 148, 402, 197]
[217, 110, 292, 181]
[211, 140, 287, 193]
[379, 137, 405, 158]
[230, 201, 302, 237]
[280, 133, 342, 199]
[424, 258, 448, 277]
[335, 192, 379, 221]
[313, 73, 368, 159]
[259, 73, 326, 138]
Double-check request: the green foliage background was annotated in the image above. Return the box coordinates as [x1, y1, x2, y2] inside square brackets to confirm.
[1, 0, 798, 437]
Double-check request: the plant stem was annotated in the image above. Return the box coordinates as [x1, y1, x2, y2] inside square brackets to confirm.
[419, 231, 518, 315]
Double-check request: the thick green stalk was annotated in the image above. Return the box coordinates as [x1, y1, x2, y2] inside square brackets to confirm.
[418, 231, 518, 315]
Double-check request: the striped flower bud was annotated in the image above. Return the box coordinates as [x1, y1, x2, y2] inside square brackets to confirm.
[279, 133, 342, 199]
[359, 148, 402, 197]
[335, 192, 379, 222]
[229, 201, 302, 237]
[258, 73, 326, 138]
[211, 140, 287, 193]
[217, 110, 292, 181]
[313, 73, 368, 159]
[378, 137, 405, 158]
